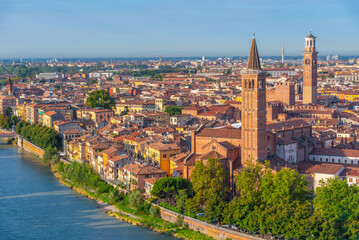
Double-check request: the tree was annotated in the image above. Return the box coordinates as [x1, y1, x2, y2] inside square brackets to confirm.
[149, 205, 161, 218]
[224, 161, 313, 238]
[190, 158, 229, 215]
[120, 106, 129, 116]
[151, 177, 192, 203]
[164, 106, 184, 116]
[128, 190, 144, 209]
[176, 189, 189, 213]
[5, 107, 12, 116]
[311, 177, 359, 240]
[43, 146, 58, 163]
[224, 68, 232, 76]
[85, 89, 115, 109]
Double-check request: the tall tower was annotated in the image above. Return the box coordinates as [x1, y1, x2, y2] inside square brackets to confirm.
[241, 35, 267, 164]
[303, 31, 318, 104]
[281, 44, 285, 63]
[6, 77, 14, 96]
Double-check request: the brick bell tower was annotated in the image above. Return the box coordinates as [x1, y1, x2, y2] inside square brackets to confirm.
[303, 31, 318, 104]
[241, 35, 267, 164]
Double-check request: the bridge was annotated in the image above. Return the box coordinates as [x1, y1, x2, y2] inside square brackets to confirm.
[0, 130, 17, 138]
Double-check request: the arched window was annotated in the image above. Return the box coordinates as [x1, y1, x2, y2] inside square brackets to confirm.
[245, 80, 247, 88]
[252, 80, 255, 89]
[305, 59, 310, 65]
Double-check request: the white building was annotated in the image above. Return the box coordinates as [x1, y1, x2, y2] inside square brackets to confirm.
[276, 137, 298, 164]
[36, 72, 64, 80]
[309, 148, 359, 165]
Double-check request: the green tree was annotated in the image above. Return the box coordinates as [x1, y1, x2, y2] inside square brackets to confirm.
[190, 158, 229, 216]
[43, 146, 58, 162]
[5, 107, 12, 116]
[85, 89, 115, 109]
[164, 106, 184, 116]
[120, 106, 129, 116]
[151, 177, 192, 203]
[128, 190, 144, 209]
[312, 177, 359, 240]
[176, 189, 189, 213]
[149, 205, 161, 218]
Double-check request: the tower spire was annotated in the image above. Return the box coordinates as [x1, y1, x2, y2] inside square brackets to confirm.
[281, 44, 285, 63]
[247, 36, 261, 70]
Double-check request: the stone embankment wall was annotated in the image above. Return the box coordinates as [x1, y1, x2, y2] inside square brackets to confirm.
[159, 206, 263, 240]
[18, 137, 45, 157]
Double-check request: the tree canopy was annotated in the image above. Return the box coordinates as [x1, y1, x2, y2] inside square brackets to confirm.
[164, 106, 184, 116]
[85, 89, 115, 109]
[16, 120, 61, 149]
[151, 177, 192, 200]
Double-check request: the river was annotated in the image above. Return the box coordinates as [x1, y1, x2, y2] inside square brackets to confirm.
[0, 143, 175, 240]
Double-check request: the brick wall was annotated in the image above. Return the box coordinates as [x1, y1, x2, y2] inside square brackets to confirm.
[159, 206, 263, 240]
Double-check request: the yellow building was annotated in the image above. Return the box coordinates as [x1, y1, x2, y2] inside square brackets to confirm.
[337, 90, 359, 102]
[16, 104, 26, 120]
[147, 141, 181, 176]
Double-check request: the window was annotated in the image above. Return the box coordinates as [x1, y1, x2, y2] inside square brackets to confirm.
[320, 158, 322, 161]
[326, 158, 328, 162]
[305, 58, 310, 65]
[163, 154, 167, 158]
[349, 178, 353, 183]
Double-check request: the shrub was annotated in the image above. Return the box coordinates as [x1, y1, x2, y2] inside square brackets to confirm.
[150, 205, 161, 218]
[128, 190, 144, 209]
[160, 202, 179, 213]
[137, 202, 151, 214]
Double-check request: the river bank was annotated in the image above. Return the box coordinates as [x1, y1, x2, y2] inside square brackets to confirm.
[16, 136, 260, 240]
[0, 143, 176, 240]
[15, 136, 213, 240]
[51, 163, 213, 240]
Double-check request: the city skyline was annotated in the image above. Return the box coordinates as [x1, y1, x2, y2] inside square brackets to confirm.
[0, 0, 359, 58]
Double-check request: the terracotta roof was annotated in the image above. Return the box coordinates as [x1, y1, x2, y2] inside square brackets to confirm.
[340, 166, 359, 177]
[196, 127, 241, 139]
[310, 148, 359, 158]
[305, 163, 343, 175]
[124, 162, 167, 175]
[198, 151, 226, 160]
[267, 119, 311, 132]
[63, 129, 82, 134]
[148, 141, 181, 151]
[109, 154, 128, 162]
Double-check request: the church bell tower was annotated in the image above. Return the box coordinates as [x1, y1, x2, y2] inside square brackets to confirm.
[241, 35, 267, 164]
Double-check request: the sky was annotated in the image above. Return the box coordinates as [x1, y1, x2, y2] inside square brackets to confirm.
[0, 0, 359, 58]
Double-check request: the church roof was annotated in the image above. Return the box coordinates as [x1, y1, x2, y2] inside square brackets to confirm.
[306, 31, 316, 38]
[247, 35, 261, 70]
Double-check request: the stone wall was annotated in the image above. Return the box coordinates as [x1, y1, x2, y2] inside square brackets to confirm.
[18, 137, 45, 157]
[159, 206, 263, 240]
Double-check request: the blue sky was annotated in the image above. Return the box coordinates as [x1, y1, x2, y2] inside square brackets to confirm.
[0, 0, 358, 58]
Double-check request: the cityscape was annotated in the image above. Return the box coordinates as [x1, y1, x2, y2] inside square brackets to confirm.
[1, 1, 359, 240]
